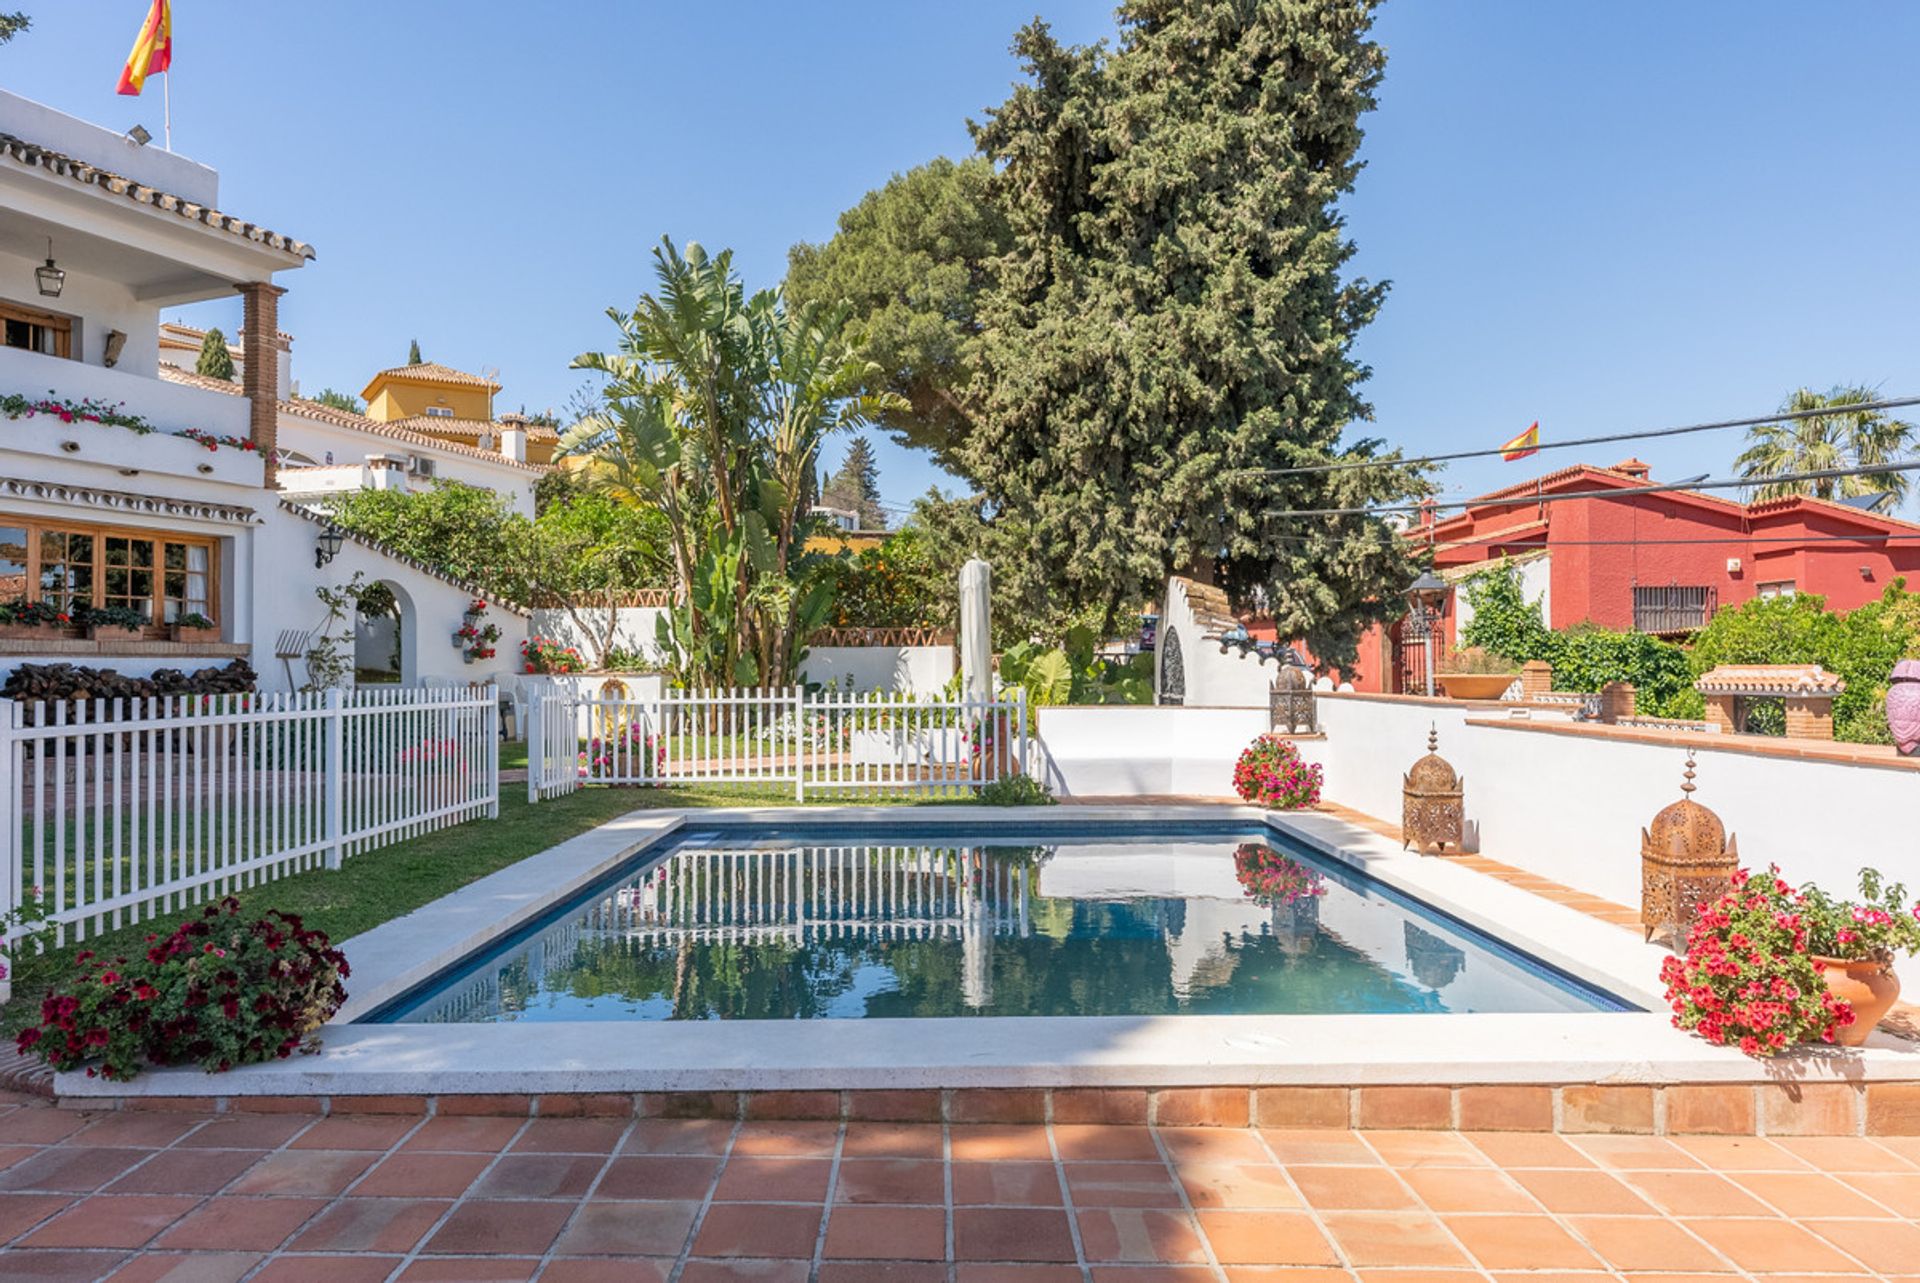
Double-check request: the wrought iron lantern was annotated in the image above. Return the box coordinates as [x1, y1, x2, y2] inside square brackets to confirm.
[1402, 724, 1464, 854]
[1640, 750, 1738, 947]
[1270, 649, 1317, 734]
[1403, 570, 1449, 696]
[313, 523, 345, 569]
[34, 238, 64, 298]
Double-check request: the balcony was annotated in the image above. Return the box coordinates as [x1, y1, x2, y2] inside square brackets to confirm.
[0, 344, 262, 489]
[1632, 584, 1716, 635]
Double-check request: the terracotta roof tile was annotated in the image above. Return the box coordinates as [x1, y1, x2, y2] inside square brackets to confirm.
[363, 361, 501, 391]
[388, 414, 560, 442]
[1694, 664, 1846, 695]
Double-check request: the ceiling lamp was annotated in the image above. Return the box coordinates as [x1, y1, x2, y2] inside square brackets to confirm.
[35, 239, 64, 298]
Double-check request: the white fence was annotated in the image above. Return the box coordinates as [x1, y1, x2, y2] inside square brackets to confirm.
[0, 687, 499, 943]
[527, 685, 1030, 802]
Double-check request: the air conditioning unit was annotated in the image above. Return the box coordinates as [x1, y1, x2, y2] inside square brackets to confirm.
[409, 456, 436, 478]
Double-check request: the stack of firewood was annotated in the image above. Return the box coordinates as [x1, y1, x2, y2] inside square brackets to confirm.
[2, 659, 258, 707]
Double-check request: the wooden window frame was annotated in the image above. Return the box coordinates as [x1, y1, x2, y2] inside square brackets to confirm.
[0, 298, 75, 360]
[0, 513, 220, 637]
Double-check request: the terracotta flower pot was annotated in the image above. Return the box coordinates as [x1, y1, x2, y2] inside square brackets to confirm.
[1888, 660, 1920, 756]
[1812, 955, 1902, 1046]
[1435, 673, 1515, 701]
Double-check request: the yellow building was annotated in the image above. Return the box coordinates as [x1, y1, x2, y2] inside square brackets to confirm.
[358, 361, 559, 465]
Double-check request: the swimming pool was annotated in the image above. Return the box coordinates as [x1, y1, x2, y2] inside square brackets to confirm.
[371, 824, 1631, 1023]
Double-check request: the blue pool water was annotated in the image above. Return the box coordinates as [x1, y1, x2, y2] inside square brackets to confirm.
[371, 825, 1632, 1023]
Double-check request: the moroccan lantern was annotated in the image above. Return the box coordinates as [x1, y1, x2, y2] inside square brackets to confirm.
[1640, 751, 1738, 948]
[1889, 659, 1920, 757]
[1402, 725, 1464, 854]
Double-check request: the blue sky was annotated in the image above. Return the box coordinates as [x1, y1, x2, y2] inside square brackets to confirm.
[7, 2, 1918, 516]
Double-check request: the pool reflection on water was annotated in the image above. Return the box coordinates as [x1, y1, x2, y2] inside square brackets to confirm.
[380, 832, 1619, 1023]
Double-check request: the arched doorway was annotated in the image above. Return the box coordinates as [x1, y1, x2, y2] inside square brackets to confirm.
[354, 579, 415, 685]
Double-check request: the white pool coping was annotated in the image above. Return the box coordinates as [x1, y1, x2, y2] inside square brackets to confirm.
[57, 803, 1920, 1100]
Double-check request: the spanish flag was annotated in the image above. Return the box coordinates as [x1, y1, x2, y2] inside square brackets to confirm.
[1500, 421, 1540, 462]
[116, 0, 172, 96]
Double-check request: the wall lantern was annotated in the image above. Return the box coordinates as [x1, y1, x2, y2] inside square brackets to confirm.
[314, 523, 345, 569]
[102, 329, 128, 368]
[35, 238, 65, 298]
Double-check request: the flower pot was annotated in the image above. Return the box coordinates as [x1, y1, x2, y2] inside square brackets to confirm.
[169, 624, 218, 643]
[1889, 661, 1920, 756]
[87, 624, 146, 641]
[1435, 673, 1516, 700]
[1812, 955, 1901, 1046]
[462, 652, 475, 665]
[451, 632, 466, 650]
[0, 623, 56, 640]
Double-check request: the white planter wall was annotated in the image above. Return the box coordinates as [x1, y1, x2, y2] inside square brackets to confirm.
[801, 645, 956, 696]
[1036, 705, 1268, 798]
[528, 606, 670, 668]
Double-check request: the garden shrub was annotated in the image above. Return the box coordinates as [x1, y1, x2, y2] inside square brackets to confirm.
[1232, 734, 1324, 809]
[976, 773, 1056, 806]
[16, 898, 348, 1082]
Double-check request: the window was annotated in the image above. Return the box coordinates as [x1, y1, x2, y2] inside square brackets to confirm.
[0, 514, 218, 631]
[422, 405, 455, 418]
[1632, 585, 1715, 634]
[1, 299, 73, 359]
[1758, 581, 1796, 601]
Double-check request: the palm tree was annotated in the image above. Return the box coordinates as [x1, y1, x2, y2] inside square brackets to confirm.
[1735, 386, 1917, 505]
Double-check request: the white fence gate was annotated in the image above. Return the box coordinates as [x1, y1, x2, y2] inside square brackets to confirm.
[527, 685, 1030, 802]
[0, 686, 499, 944]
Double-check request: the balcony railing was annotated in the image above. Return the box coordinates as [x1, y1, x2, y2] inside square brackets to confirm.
[1633, 585, 1716, 635]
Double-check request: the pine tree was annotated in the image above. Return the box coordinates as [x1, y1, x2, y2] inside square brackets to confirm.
[822, 435, 886, 530]
[407, 338, 423, 365]
[310, 387, 363, 414]
[960, 0, 1425, 664]
[0, 12, 30, 44]
[195, 327, 235, 382]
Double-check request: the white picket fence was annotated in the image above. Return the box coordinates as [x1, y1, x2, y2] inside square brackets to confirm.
[527, 685, 1030, 802]
[0, 686, 499, 944]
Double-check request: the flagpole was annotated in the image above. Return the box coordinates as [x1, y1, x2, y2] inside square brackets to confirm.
[163, 72, 172, 151]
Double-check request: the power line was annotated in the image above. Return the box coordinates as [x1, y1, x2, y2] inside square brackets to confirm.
[1260, 459, 1920, 520]
[1258, 531, 1920, 549]
[1235, 395, 1920, 477]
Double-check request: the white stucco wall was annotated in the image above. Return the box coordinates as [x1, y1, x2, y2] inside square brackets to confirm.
[276, 410, 540, 517]
[1154, 577, 1288, 708]
[0, 90, 218, 206]
[1297, 692, 1920, 913]
[800, 645, 955, 695]
[1035, 705, 1269, 798]
[1452, 553, 1551, 641]
[528, 606, 670, 668]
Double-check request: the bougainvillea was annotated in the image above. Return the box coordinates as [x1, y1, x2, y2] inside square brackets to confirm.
[1659, 867, 1851, 1058]
[1233, 842, 1326, 907]
[1231, 734, 1324, 809]
[16, 898, 348, 1081]
[521, 636, 583, 674]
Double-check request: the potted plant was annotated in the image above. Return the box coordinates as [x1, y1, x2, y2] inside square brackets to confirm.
[1798, 868, 1920, 1045]
[0, 597, 72, 640]
[1231, 734, 1325, 809]
[1434, 646, 1519, 701]
[169, 611, 217, 642]
[79, 604, 146, 641]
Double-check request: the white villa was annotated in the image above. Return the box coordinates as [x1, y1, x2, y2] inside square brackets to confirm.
[0, 89, 537, 693]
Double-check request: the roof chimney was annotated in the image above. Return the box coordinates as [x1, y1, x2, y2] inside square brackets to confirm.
[497, 412, 528, 464]
[1613, 458, 1651, 480]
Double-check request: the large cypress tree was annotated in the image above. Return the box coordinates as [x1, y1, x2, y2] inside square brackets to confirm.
[822, 435, 887, 529]
[195, 327, 235, 381]
[962, 0, 1425, 667]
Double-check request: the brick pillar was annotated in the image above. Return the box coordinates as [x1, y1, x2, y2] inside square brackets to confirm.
[1520, 660, 1553, 699]
[238, 281, 287, 488]
[1784, 698, 1834, 740]
[1598, 681, 1636, 724]
[1703, 693, 1737, 733]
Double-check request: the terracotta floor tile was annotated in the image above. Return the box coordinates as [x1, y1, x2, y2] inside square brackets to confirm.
[1464, 1132, 1595, 1169]
[952, 1161, 1064, 1206]
[1259, 1128, 1376, 1165]
[1563, 1215, 1734, 1273]
[421, 1197, 574, 1254]
[287, 1197, 450, 1253]
[401, 1260, 548, 1282]
[1441, 1214, 1603, 1271]
[173, 1116, 312, 1151]
[1681, 1217, 1865, 1274]
[954, 1267, 1084, 1283]
[818, 1264, 948, 1283]
[0, 1146, 160, 1193]
[712, 1156, 834, 1203]
[20, 1193, 203, 1249]
[250, 1255, 401, 1282]
[104, 1147, 264, 1196]
[0, 1191, 77, 1241]
[1319, 1211, 1469, 1269]
[1732, 1169, 1893, 1217]
[954, 1206, 1078, 1262]
[1292, 1165, 1420, 1211]
[506, 1117, 628, 1155]
[822, 1203, 947, 1260]
[350, 1151, 492, 1199]
[0, 1144, 37, 1172]
[1218, 1270, 1352, 1283]
[1176, 1162, 1302, 1210]
[471, 1152, 606, 1199]
[1619, 1170, 1771, 1216]
[1568, 1135, 1703, 1170]
[835, 1158, 945, 1205]
[104, 1249, 263, 1282]
[1507, 1167, 1651, 1214]
[730, 1121, 841, 1158]
[591, 1153, 722, 1201]
[1803, 1218, 1920, 1275]
[1156, 1127, 1271, 1165]
[154, 1196, 330, 1251]
[552, 1198, 701, 1256]
[1053, 1125, 1162, 1162]
[949, 1125, 1053, 1162]
[679, 1262, 809, 1283]
[0, 1109, 91, 1145]
[1840, 1171, 1920, 1216]
[398, 1115, 524, 1154]
[692, 1202, 827, 1258]
[619, 1118, 737, 1156]
[1075, 1207, 1206, 1264]
[223, 1149, 376, 1197]
[1399, 1166, 1536, 1213]
[1064, 1161, 1184, 1208]
[1198, 1209, 1339, 1266]
[1087, 1268, 1219, 1283]
[1356, 1273, 1486, 1283]
[1774, 1135, 1918, 1173]
[286, 1114, 418, 1152]
[1670, 1136, 1808, 1171]
[1362, 1131, 1489, 1169]
[840, 1123, 944, 1159]
[65, 1114, 204, 1149]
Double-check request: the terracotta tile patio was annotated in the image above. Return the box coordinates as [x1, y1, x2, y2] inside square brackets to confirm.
[3, 1094, 1920, 1280]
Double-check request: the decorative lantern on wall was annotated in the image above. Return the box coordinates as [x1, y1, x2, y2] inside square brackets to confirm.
[1889, 659, 1920, 757]
[1402, 725, 1464, 854]
[1640, 751, 1738, 947]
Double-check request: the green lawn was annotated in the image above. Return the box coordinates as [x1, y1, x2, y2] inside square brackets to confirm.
[3, 781, 957, 1036]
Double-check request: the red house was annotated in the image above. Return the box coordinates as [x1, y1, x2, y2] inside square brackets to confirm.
[1340, 458, 1920, 694]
